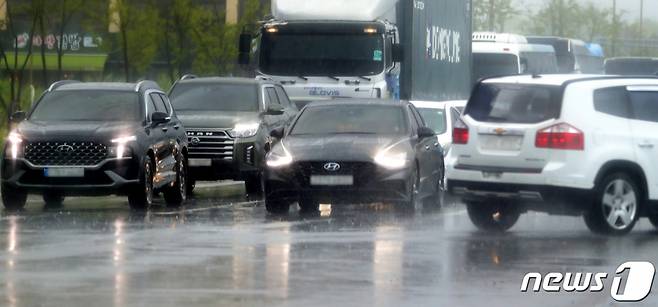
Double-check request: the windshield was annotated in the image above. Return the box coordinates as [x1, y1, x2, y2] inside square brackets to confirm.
[30, 90, 140, 122]
[169, 83, 259, 112]
[417, 108, 447, 134]
[466, 83, 562, 124]
[291, 105, 407, 135]
[259, 32, 385, 76]
[472, 53, 519, 81]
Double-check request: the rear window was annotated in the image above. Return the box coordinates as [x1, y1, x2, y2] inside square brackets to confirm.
[629, 91, 658, 123]
[465, 83, 562, 124]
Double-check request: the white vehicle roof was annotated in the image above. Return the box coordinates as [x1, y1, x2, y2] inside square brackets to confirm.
[480, 74, 644, 86]
[472, 32, 528, 44]
[411, 100, 467, 109]
[272, 0, 398, 21]
[472, 42, 556, 55]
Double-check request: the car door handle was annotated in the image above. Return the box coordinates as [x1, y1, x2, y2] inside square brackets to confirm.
[425, 145, 431, 151]
[434, 142, 440, 147]
[173, 125, 181, 130]
[638, 143, 654, 149]
[162, 127, 169, 132]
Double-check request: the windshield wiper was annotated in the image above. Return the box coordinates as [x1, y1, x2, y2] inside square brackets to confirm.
[297, 76, 308, 81]
[358, 76, 372, 81]
[327, 76, 340, 81]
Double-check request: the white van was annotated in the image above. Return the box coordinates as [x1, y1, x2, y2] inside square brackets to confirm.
[472, 32, 559, 82]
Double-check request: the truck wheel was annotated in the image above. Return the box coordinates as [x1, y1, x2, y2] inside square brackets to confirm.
[164, 156, 187, 207]
[128, 157, 155, 210]
[265, 198, 290, 214]
[2, 183, 27, 210]
[245, 173, 264, 196]
[466, 201, 520, 232]
[43, 191, 65, 206]
[584, 173, 639, 235]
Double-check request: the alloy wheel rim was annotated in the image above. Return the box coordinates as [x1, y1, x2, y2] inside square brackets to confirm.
[602, 179, 637, 230]
[145, 161, 153, 205]
[179, 160, 187, 200]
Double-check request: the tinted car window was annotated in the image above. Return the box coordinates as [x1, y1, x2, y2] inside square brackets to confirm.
[629, 91, 658, 123]
[593, 87, 631, 118]
[292, 105, 407, 135]
[266, 87, 280, 105]
[417, 108, 447, 134]
[472, 53, 519, 81]
[466, 83, 561, 124]
[30, 90, 141, 122]
[275, 86, 291, 107]
[170, 83, 259, 112]
[150, 93, 168, 114]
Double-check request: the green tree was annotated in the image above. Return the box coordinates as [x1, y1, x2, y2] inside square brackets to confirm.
[528, 0, 581, 37]
[473, 0, 518, 32]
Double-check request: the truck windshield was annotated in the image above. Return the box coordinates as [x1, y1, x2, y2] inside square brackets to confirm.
[30, 90, 141, 122]
[169, 83, 259, 112]
[259, 33, 385, 76]
[291, 105, 407, 135]
[472, 53, 519, 81]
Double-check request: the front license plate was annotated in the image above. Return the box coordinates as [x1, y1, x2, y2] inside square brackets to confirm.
[189, 159, 212, 167]
[310, 175, 354, 186]
[44, 168, 84, 178]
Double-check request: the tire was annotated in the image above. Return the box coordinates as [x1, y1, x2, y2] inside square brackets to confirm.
[583, 173, 640, 235]
[265, 197, 290, 214]
[163, 155, 187, 207]
[43, 191, 65, 206]
[186, 177, 196, 196]
[128, 157, 155, 210]
[648, 213, 658, 229]
[299, 195, 319, 213]
[466, 201, 521, 232]
[2, 183, 27, 210]
[245, 173, 264, 196]
[398, 165, 421, 210]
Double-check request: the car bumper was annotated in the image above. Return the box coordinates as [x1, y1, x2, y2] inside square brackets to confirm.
[1, 158, 140, 195]
[188, 137, 261, 181]
[265, 162, 414, 204]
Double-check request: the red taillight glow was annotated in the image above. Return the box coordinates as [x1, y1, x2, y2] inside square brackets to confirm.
[453, 119, 469, 145]
[535, 123, 584, 150]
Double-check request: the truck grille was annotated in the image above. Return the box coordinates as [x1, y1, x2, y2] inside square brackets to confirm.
[24, 141, 108, 166]
[186, 129, 234, 160]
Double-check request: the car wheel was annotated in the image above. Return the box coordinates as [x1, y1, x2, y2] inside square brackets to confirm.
[299, 195, 319, 213]
[584, 173, 640, 235]
[164, 155, 187, 207]
[466, 201, 520, 232]
[399, 165, 421, 210]
[128, 157, 155, 210]
[43, 191, 65, 206]
[265, 198, 290, 214]
[2, 183, 27, 210]
[648, 213, 658, 229]
[245, 173, 264, 196]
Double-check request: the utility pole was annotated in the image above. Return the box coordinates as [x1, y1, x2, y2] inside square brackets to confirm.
[488, 0, 495, 31]
[611, 0, 617, 56]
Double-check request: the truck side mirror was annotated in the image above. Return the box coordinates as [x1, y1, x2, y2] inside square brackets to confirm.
[238, 33, 252, 65]
[11, 111, 26, 123]
[392, 44, 403, 63]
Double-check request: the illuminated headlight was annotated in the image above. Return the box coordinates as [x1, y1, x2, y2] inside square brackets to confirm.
[266, 144, 293, 168]
[111, 135, 136, 159]
[228, 123, 259, 138]
[6, 132, 23, 159]
[374, 151, 407, 169]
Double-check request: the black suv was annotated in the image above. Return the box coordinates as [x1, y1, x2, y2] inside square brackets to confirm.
[1, 81, 189, 210]
[169, 76, 298, 194]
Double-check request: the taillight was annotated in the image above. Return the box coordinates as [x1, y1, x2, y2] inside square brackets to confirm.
[453, 118, 469, 145]
[535, 123, 584, 150]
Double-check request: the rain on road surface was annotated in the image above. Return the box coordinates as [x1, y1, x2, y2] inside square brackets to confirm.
[1, 182, 658, 307]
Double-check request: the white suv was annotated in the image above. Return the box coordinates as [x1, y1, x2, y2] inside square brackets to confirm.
[447, 75, 658, 235]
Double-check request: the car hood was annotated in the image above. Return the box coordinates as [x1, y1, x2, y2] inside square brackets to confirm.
[281, 134, 411, 162]
[16, 121, 140, 142]
[176, 110, 261, 129]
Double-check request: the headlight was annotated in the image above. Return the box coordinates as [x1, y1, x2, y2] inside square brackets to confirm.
[374, 151, 407, 169]
[266, 143, 293, 168]
[6, 132, 23, 159]
[228, 123, 259, 138]
[111, 135, 136, 159]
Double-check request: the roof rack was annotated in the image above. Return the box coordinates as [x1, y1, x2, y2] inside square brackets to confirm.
[47, 80, 80, 92]
[180, 74, 197, 81]
[134, 80, 159, 92]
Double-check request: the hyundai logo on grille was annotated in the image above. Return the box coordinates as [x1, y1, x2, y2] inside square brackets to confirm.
[190, 137, 201, 146]
[323, 162, 341, 172]
[56, 144, 75, 155]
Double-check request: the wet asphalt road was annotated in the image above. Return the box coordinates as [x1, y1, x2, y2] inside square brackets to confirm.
[1, 182, 658, 307]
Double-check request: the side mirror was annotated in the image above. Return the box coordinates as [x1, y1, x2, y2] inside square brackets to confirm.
[264, 104, 285, 116]
[238, 32, 252, 65]
[270, 127, 284, 139]
[151, 112, 170, 125]
[392, 44, 403, 63]
[11, 111, 26, 123]
[418, 126, 436, 139]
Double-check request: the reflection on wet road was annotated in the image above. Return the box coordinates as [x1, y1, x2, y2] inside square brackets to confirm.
[1, 184, 658, 307]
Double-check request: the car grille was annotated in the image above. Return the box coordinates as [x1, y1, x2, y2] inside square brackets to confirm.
[294, 161, 377, 186]
[24, 141, 109, 166]
[186, 129, 234, 160]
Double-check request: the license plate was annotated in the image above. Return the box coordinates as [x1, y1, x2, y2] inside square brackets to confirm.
[44, 168, 84, 178]
[310, 175, 354, 186]
[482, 171, 503, 179]
[480, 135, 523, 151]
[189, 159, 212, 167]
